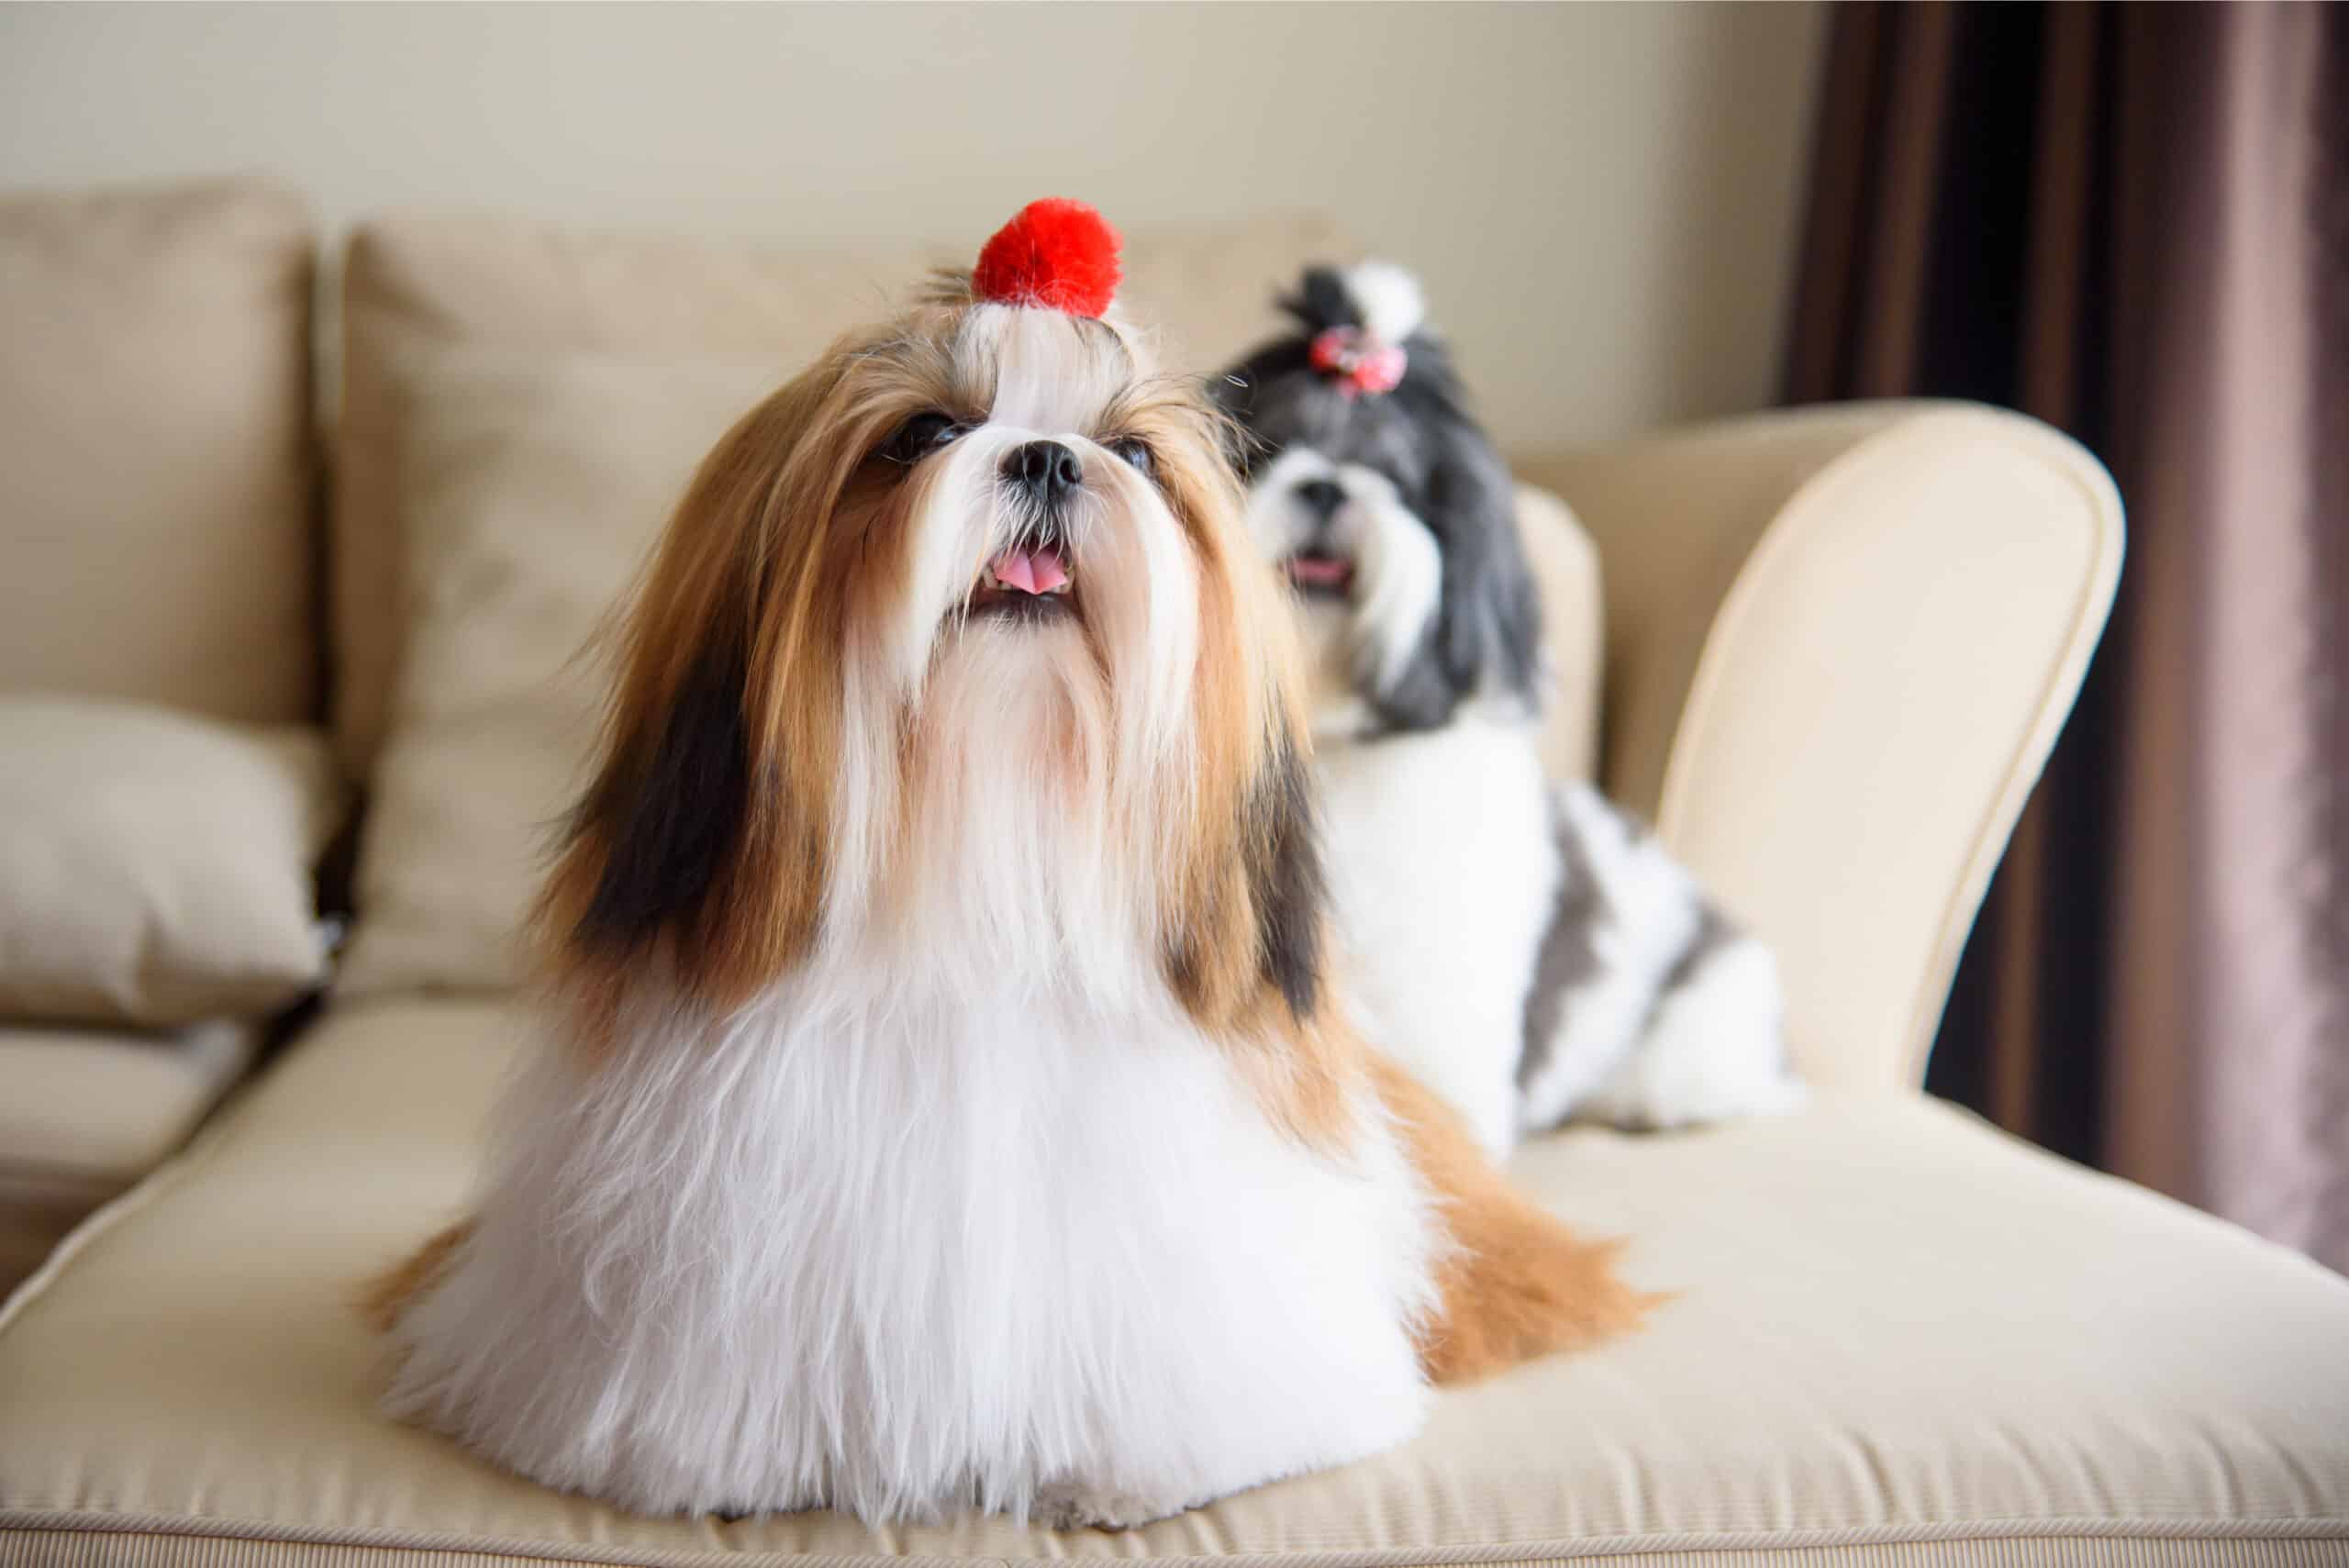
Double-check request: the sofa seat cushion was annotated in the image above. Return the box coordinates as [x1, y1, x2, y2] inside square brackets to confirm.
[2, 1000, 2344, 1567]
[0, 1018, 260, 1291]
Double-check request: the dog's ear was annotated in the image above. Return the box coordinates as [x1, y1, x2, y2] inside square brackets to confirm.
[564, 621, 752, 962]
[1427, 423, 1543, 701]
[1243, 725, 1326, 1022]
[536, 386, 841, 1021]
[1366, 411, 1543, 731]
[1162, 713, 1332, 1034]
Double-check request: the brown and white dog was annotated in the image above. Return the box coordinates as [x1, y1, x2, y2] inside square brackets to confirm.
[366, 201, 1648, 1530]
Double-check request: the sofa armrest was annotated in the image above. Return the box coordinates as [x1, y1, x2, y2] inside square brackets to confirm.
[1514, 484, 1605, 785]
[1520, 403, 2122, 1092]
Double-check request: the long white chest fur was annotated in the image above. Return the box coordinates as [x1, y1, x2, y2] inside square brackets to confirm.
[384, 976, 1439, 1523]
[1315, 714, 1559, 1155]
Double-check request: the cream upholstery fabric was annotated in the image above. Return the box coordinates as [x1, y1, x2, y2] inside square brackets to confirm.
[0, 1019, 260, 1292]
[0, 1020, 261, 1183]
[0, 1173, 116, 1305]
[3, 998, 2343, 1566]
[0, 697, 342, 1025]
[332, 211, 1354, 772]
[1522, 405, 2124, 1092]
[1516, 484, 1603, 784]
[0, 179, 317, 723]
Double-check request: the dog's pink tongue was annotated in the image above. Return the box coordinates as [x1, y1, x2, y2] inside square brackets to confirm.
[992, 546, 1068, 595]
[1288, 556, 1352, 586]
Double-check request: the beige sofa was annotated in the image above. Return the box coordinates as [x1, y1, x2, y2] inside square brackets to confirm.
[3, 180, 2345, 1568]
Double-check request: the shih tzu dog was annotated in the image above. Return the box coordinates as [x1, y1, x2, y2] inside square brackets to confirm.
[365, 203, 1648, 1529]
[1215, 262, 1802, 1157]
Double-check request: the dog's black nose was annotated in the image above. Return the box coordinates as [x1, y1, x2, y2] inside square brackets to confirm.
[1293, 478, 1345, 521]
[1006, 440, 1083, 506]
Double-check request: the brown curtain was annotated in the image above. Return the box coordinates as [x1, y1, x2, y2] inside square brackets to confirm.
[1786, 0, 2349, 1273]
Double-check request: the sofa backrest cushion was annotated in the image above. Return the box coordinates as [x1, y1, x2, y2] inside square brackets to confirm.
[0, 179, 317, 723]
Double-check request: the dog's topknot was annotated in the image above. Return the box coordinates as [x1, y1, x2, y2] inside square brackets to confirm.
[973, 198, 1123, 318]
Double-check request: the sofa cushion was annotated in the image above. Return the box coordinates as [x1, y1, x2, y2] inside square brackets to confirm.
[0, 697, 343, 1026]
[332, 211, 1352, 773]
[0, 179, 317, 723]
[0, 1018, 261, 1293]
[3, 999, 2343, 1566]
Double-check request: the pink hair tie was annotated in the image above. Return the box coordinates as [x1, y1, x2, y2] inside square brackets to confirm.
[1308, 327, 1407, 398]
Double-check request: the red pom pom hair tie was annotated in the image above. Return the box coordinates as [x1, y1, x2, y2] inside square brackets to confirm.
[1308, 327, 1407, 398]
[972, 198, 1123, 318]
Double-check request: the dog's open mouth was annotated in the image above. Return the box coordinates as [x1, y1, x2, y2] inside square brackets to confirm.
[1283, 550, 1354, 600]
[967, 530, 1075, 621]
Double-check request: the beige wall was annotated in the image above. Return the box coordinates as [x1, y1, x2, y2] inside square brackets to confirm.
[0, 2, 1823, 454]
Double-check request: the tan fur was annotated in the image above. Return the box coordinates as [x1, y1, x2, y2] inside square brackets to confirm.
[1372, 1056, 1659, 1383]
[1215, 1005, 1356, 1152]
[360, 1219, 475, 1335]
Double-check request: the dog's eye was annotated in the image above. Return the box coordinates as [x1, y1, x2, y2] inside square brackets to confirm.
[1108, 437, 1154, 478]
[882, 412, 965, 466]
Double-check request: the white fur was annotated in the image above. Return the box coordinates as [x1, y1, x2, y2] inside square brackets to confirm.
[1317, 713, 1555, 1156]
[1342, 261, 1427, 346]
[386, 975, 1437, 1524]
[388, 305, 1442, 1528]
[1342, 468, 1443, 697]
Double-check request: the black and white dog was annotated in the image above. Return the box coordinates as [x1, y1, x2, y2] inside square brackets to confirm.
[1215, 262, 1801, 1154]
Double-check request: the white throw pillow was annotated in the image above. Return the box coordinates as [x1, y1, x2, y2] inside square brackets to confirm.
[0, 696, 342, 1025]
